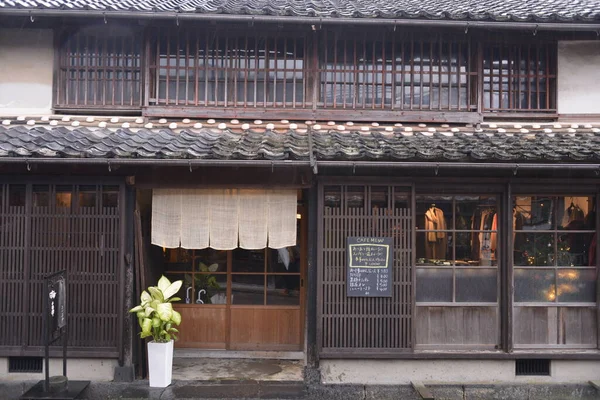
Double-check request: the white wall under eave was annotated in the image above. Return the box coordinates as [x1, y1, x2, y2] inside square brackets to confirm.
[0, 28, 54, 116]
[320, 359, 600, 384]
[557, 41, 600, 116]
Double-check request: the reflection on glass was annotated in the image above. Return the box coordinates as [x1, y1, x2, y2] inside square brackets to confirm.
[79, 192, 96, 207]
[515, 196, 554, 229]
[267, 275, 300, 305]
[514, 269, 555, 302]
[9, 185, 26, 207]
[557, 269, 597, 302]
[163, 248, 193, 271]
[455, 196, 496, 229]
[416, 232, 450, 265]
[555, 233, 593, 266]
[232, 274, 264, 305]
[192, 274, 227, 304]
[33, 185, 49, 207]
[196, 249, 227, 273]
[416, 268, 452, 302]
[557, 196, 595, 230]
[102, 186, 119, 208]
[456, 268, 497, 302]
[513, 233, 554, 266]
[232, 248, 265, 273]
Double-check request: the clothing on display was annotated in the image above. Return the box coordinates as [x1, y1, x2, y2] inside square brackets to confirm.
[424, 205, 447, 260]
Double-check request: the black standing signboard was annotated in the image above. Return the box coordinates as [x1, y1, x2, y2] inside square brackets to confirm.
[347, 237, 393, 297]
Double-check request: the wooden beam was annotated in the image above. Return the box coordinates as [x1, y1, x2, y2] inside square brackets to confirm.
[411, 381, 434, 400]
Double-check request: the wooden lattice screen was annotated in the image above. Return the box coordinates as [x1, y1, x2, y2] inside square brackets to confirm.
[0, 183, 122, 355]
[319, 185, 413, 354]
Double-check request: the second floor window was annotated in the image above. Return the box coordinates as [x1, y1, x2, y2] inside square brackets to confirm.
[149, 28, 309, 108]
[319, 31, 475, 112]
[56, 28, 143, 110]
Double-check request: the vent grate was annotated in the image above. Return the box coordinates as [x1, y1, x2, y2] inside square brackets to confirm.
[8, 357, 43, 373]
[516, 359, 550, 376]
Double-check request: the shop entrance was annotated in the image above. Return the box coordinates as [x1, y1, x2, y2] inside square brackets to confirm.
[158, 206, 306, 351]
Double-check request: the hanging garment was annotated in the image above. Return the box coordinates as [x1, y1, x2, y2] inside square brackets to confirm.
[425, 207, 447, 260]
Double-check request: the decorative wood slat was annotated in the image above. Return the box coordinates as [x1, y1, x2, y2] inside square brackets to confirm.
[320, 185, 412, 352]
[0, 184, 121, 355]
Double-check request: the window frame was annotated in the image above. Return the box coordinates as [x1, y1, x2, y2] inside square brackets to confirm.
[54, 27, 144, 112]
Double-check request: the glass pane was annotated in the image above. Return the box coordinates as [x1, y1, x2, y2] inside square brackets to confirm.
[268, 247, 300, 274]
[163, 248, 193, 272]
[416, 196, 451, 231]
[514, 268, 555, 302]
[232, 248, 265, 273]
[455, 196, 497, 230]
[33, 185, 49, 207]
[556, 232, 594, 266]
[416, 268, 453, 302]
[232, 274, 264, 305]
[416, 232, 451, 264]
[79, 191, 96, 208]
[267, 275, 300, 305]
[56, 185, 72, 208]
[456, 268, 497, 302]
[9, 184, 26, 207]
[192, 274, 227, 305]
[346, 186, 365, 208]
[195, 249, 228, 273]
[514, 233, 554, 266]
[102, 186, 119, 208]
[514, 196, 554, 230]
[557, 268, 596, 302]
[324, 186, 341, 208]
[557, 196, 595, 230]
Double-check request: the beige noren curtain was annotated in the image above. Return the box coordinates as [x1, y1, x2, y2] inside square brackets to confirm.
[151, 188, 296, 249]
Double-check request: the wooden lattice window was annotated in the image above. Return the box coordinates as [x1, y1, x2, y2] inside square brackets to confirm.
[319, 31, 475, 111]
[149, 28, 309, 109]
[482, 42, 557, 113]
[56, 28, 143, 110]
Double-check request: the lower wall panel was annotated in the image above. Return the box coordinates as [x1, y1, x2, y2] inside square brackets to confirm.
[229, 308, 301, 350]
[415, 306, 499, 348]
[0, 357, 117, 381]
[174, 305, 227, 349]
[320, 359, 600, 384]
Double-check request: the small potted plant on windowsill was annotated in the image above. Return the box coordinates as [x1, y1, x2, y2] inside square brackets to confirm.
[130, 275, 182, 387]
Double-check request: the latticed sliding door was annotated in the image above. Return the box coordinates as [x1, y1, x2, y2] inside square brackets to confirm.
[319, 184, 413, 354]
[0, 182, 123, 355]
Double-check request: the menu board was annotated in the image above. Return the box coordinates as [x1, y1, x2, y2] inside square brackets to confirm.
[347, 237, 393, 297]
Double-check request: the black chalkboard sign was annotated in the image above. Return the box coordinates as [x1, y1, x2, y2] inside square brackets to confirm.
[347, 237, 393, 297]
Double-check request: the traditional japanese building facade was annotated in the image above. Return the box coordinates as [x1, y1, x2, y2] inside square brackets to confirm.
[0, 0, 600, 385]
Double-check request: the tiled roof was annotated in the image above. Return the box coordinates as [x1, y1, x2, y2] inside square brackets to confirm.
[1, 0, 599, 22]
[1, 117, 600, 163]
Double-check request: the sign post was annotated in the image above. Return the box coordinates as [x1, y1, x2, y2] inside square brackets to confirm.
[346, 237, 393, 297]
[20, 270, 89, 400]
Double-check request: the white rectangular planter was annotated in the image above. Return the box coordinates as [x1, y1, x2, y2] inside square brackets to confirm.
[147, 340, 174, 387]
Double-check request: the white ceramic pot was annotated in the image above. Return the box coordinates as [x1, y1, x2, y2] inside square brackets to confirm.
[147, 340, 174, 387]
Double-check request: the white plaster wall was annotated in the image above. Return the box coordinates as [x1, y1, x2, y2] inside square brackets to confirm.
[320, 359, 600, 384]
[0, 358, 117, 381]
[557, 41, 600, 115]
[0, 28, 54, 115]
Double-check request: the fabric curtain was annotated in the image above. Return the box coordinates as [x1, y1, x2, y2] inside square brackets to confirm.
[238, 189, 268, 249]
[267, 189, 297, 249]
[151, 189, 182, 248]
[180, 189, 210, 249]
[151, 188, 297, 249]
[209, 189, 239, 250]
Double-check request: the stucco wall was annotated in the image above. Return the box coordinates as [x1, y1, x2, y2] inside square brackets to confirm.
[557, 41, 600, 115]
[0, 357, 117, 381]
[0, 28, 54, 115]
[321, 359, 600, 384]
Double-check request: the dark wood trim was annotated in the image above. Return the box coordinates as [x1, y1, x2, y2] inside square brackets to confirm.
[316, 182, 324, 356]
[306, 184, 319, 367]
[21, 185, 32, 347]
[410, 183, 417, 350]
[559, 113, 600, 122]
[143, 106, 483, 124]
[483, 112, 558, 120]
[504, 182, 513, 352]
[596, 192, 600, 350]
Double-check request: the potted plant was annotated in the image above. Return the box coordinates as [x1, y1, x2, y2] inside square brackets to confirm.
[130, 275, 182, 387]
